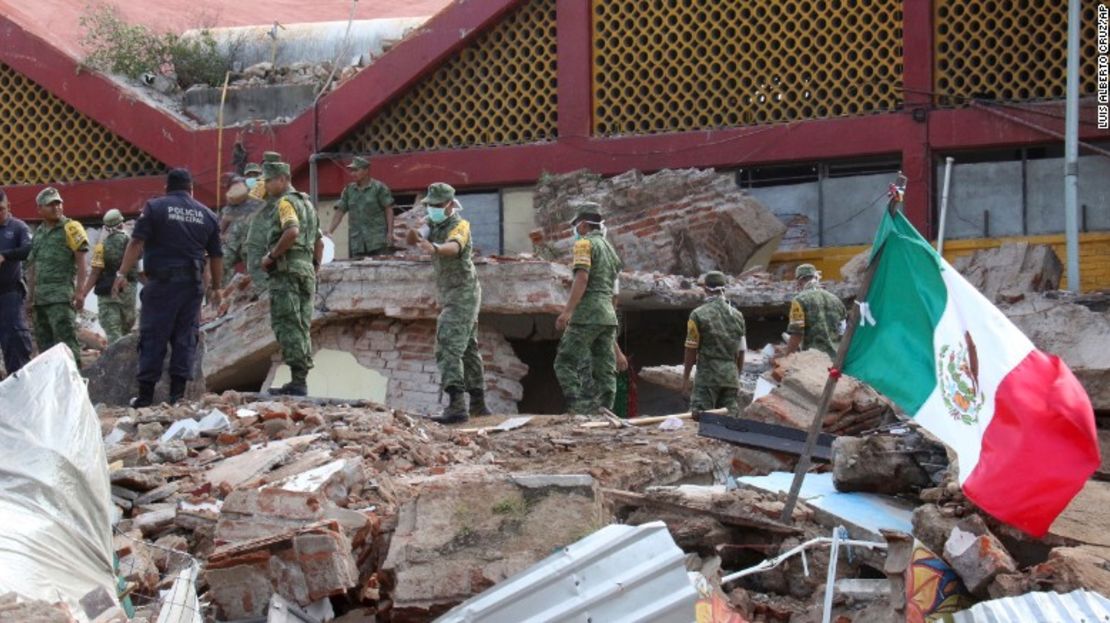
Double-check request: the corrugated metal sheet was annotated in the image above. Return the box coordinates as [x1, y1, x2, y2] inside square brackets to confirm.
[951, 590, 1110, 622]
[436, 521, 697, 623]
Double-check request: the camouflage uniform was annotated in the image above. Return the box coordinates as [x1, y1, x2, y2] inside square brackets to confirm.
[788, 266, 846, 359]
[92, 227, 137, 343]
[266, 169, 321, 389]
[554, 220, 623, 414]
[336, 172, 394, 258]
[686, 294, 746, 413]
[220, 196, 265, 286]
[429, 210, 484, 394]
[244, 200, 278, 294]
[248, 152, 282, 201]
[27, 190, 87, 365]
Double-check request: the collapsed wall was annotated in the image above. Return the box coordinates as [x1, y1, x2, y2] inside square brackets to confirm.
[532, 168, 787, 276]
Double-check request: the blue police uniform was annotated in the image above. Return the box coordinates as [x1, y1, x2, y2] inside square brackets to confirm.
[0, 213, 33, 375]
[131, 187, 221, 394]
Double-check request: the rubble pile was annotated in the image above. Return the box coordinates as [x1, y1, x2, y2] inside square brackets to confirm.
[532, 168, 787, 277]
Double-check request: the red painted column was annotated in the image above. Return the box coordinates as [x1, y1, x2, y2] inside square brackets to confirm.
[556, 0, 594, 141]
[901, 0, 935, 236]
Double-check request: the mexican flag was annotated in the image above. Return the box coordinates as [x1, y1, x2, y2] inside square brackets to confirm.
[843, 210, 1099, 537]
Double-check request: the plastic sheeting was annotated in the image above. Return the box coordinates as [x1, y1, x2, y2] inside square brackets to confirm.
[0, 345, 116, 616]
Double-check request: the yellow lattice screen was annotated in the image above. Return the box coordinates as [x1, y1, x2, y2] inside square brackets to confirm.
[935, 0, 1098, 104]
[338, 0, 557, 155]
[591, 1, 904, 136]
[0, 63, 165, 186]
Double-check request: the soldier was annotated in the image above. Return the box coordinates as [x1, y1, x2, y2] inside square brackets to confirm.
[259, 160, 323, 397]
[242, 162, 262, 195]
[81, 209, 137, 343]
[249, 152, 283, 200]
[682, 271, 746, 415]
[27, 187, 88, 366]
[325, 156, 395, 258]
[405, 182, 490, 423]
[0, 188, 33, 375]
[219, 175, 265, 286]
[244, 152, 289, 293]
[553, 202, 628, 414]
[785, 263, 846, 359]
[113, 169, 223, 407]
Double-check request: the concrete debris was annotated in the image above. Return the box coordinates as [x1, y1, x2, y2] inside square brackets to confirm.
[944, 523, 1019, 597]
[533, 168, 786, 276]
[952, 242, 1062, 304]
[0, 593, 81, 623]
[832, 432, 947, 495]
[85, 333, 206, 407]
[744, 350, 893, 434]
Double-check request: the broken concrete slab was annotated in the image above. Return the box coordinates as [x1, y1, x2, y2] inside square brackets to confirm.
[1001, 293, 1110, 412]
[533, 168, 786, 276]
[832, 434, 933, 495]
[952, 241, 1062, 304]
[206, 520, 358, 620]
[215, 489, 328, 544]
[271, 457, 364, 505]
[1048, 479, 1110, 550]
[944, 524, 1018, 597]
[911, 504, 959, 556]
[202, 434, 321, 489]
[110, 468, 166, 492]
[383, 466, 607, 621]
[85, 333, 206, 407]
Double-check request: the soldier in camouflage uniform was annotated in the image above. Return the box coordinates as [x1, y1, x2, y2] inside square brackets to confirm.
[219, 175, 265, 286]
[81, 209, 136, 343]
[553, 202, 628, 414]
[244, 152, 292, 294]
[248, 152, 282, 201]
[682, 271, 746, 415]
[260, 161, 323, 396]
[785, 263, 846, 359]
[406, 182, 489, 424]
[326, 156, 395, 258]
[27, 187, 88, 366]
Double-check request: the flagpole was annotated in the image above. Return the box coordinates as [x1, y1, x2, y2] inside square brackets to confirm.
[780, 175, 906, 523]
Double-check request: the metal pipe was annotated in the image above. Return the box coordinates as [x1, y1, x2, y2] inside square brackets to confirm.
[720, 535, 887, 584]
[821, 527, 844, 623]
[1065, 0, 1082, 292]
[937, 156, 954, 255]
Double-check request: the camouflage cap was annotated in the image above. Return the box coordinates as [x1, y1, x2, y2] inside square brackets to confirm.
[795, 263, 819, 280]
[347, 156, 370, 170]
[421, 182, 456, 206]
[570, 201, 603, 224]
[103, 209, 124, 227]
[702, 271, 727, 289]
[263, 161, 292, 180]
[261, 151, 282, 164]
[36, 187, 62, 206]
[243, 163, 262, 176]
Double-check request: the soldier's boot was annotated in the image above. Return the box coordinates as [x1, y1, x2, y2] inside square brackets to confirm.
[275, 369, 309, 397]
[430, 388, 468, 425]
[168, 376, 187, 405]
[468, 389, 493, 417]
[129, 382, 156, 409]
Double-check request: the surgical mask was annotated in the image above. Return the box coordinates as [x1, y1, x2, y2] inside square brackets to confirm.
[427, 206, 447, 223]
[245, 178, 258, 190]
[572, 220, 606, 241]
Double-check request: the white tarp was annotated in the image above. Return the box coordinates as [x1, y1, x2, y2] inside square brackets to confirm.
[0, 345, 116, 616]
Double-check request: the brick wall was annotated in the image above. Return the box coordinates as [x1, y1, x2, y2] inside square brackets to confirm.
[769, 232, 1110, 293]
[310, 317, 528, 415]
[532, 168, 785, 276]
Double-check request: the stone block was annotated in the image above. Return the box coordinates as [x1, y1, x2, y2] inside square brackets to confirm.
[944, 525, 1018, 597]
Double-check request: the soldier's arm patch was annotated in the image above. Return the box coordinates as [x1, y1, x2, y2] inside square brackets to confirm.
[572, 239, 592, 271]
[685, 318, 700, 349]
[786, 299, 806, 335]
[278, 199, 300, 230]
[64, 220, 89, 252]
[447, 220, 470, 248]
[91, 243, 106, 269]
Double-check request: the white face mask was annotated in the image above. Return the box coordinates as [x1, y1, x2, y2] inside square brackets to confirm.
[571, 220, 606, 241]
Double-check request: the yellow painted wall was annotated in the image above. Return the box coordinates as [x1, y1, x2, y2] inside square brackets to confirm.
[770, 233, 1110, 293]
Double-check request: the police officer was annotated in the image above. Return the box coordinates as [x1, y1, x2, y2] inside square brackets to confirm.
[553, 202, 628, 415]
[0, 189, 33, 375]
[259, 160, 323, 396]
[219, 174, 265, 286]
[325, 156, 395, 258]
[785, 263, 846, 359]
[244, 152, 289, 293]
[81, 209, 137, 343]
[113, 169, 223, 407]
[27, 187, 88, 367]
[406, 182, 490, 423]
[682, 271, 747, 415]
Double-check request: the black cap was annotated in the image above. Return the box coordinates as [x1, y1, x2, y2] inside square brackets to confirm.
[166, 168, 193, 192]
